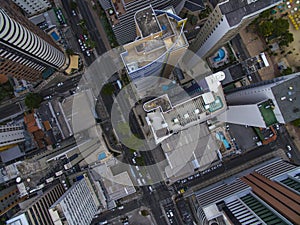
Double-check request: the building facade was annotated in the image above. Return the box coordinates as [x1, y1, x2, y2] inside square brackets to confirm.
[49, 174, 100, 225]
[12, 0, 51, 16]
[219, 73, 300, 127]
[0, 124, 25, 151]
[193, 159, 300, 225]
[6, 184, 65, 225]
[186, 0, 282, 65]
[0, 2, 66, 81]
[99, 0, 186, 45]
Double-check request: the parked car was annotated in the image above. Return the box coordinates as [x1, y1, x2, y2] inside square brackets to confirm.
[287, 145, 292, 151]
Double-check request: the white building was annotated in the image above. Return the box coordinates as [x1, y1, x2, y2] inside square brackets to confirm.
[12, 0, 51, 16]
[49, 174, 100, 225]
[143, 72, 227, 182]
[0, 124, 25, 149]
[186, 0, 282, 66]
[219, 73, 300, 127]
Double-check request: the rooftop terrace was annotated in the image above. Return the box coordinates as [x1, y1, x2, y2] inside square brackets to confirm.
[121, 6, 188, 74]
[135, 6, 161, 37]
[144, 72, 227, 143]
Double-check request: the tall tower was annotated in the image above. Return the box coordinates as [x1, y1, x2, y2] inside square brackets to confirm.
[0, 3, 66, 81]
[99, 0, 186, 45]
[185, 0, 282, 66]
[120, 6, 188, 95]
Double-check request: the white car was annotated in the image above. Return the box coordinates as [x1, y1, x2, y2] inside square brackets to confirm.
[78, 39, 82, 45]
[287, 145, 292, 151]
[57, 82, 63, 87]
[86, 50, 91, 57]
[72, 10, 76, 16]
[83, 34, 88, 40]
[286, 152, 292, 159]
[132, 158, 136, 164]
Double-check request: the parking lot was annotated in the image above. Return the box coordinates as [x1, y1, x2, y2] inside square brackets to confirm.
[226, 123, 259, 151]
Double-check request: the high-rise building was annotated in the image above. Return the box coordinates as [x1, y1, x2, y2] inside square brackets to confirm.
[218, 73, 300, 127]
[186, 0, 282, 65]
[49, 174, 100, 225]
[120, 6, 188, 94]
[12, 0, 51, 16]
[0, 1, 66, 81]
[99, 0, 186, 45]
[6, 184, 65, 225]
[0, 124, 25, 151]
[193, 159, 300, 225]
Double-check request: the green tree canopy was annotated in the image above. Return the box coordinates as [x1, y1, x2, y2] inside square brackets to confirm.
[273, 18, 289, 36]
[101, 83, 114, 95]
[258, 21, 274, 36]
[25, 92, 42, 109]
[281, 67, 293, 76]
[279, 32, 294, 47]
[66, 48, 74, 55]
[141, 210, 149, 216]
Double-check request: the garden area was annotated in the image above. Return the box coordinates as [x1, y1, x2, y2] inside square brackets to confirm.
[250, 1, 300, 74]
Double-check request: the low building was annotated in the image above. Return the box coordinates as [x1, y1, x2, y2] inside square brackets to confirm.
[89, 157, 136, 210]
[49, 174, 100, 225]
[219, 73, 300, 127]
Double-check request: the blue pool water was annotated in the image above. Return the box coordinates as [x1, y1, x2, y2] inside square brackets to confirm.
[51, 31, 60, 41]
[98, 152, 107, 160]
[213, 48, 225, 62]
[216, 132, 231, 150]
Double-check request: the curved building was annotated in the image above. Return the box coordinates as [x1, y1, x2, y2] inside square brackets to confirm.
[120, 6, 188, 94]
[0, 7, 66, 81]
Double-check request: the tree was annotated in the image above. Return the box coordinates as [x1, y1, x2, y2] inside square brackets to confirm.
[292, 118, 300, 127]
[273, 18, 289, 37]
[25, 92, 42, 109]
[141, 210, 149, 216]
[85, 39, 96, 49]
[281, 67, 293, 76]
[101, 83, 114, 95]
[66, 48, 74, 55]
[279, 32, 294, 47]
[258, 21, 273, 37]
[70, 1, 77, 10]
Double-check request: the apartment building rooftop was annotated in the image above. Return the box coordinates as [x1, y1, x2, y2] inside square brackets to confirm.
[271, 74, 300, 123]
[144, 72, 226, 143]
[219, 0, 283, 26]
[121, 6, 188, 74]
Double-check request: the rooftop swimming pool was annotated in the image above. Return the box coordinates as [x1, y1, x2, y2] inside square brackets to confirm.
[213, 48, 225, 62]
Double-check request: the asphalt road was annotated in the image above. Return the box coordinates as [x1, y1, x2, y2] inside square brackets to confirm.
[76, 0, 107, 56]
[39, 75, 82, 97]
[0, 102, 23, 121]
[61, 0, 96, 65]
